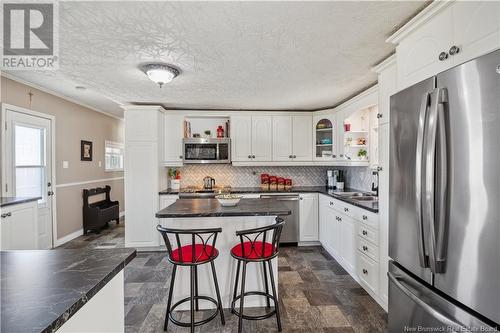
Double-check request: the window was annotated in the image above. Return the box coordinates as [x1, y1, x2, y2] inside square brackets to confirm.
[105, 141, 124, 171]
[15, 125, 46, 202]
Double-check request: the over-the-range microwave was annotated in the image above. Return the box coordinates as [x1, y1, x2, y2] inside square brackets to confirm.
[182, 138, 231, 164]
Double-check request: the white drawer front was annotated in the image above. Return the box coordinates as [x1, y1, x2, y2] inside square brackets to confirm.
[357, 223, 379, 245]
[354, 210, 378, 229]
[356, 252, 379, 295]
[357, 236, 379, 262]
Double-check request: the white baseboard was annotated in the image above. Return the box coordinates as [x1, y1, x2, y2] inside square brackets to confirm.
[55, 229, 84, 247]
[119, 211, 125, 218]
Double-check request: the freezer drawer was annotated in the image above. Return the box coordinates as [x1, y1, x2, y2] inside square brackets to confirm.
[388, 261, 496, 333]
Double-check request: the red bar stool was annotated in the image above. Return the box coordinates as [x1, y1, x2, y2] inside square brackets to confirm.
[230, 218, 285, 333]
[157, 225, 225, 333]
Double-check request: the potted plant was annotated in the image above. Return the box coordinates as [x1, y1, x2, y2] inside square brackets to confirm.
[357, 149, 368, 160]
[168, 168, 181, 190]
[204, 130, 212, 138]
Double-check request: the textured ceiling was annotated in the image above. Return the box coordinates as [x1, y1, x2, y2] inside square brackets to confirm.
[5, 1, 426, 117]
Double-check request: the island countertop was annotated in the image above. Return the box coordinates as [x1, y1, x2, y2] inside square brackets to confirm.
[0, 248, 136, 333]
[156, 198, 291, 218]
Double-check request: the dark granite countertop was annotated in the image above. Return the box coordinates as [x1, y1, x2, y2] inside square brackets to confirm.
[156, 198, 291, 218]
[1, 248, 136, 333]
[159, 186, 378, 213]
[0, 196, 41, 208]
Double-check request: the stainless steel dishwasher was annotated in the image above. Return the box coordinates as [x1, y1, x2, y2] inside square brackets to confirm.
[260, 194, 299, 245]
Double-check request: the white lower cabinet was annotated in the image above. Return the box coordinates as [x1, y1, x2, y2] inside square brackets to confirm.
[0, 201, 38, 250]
[318, 194, 383, 306]
[299, 193, 318, 242]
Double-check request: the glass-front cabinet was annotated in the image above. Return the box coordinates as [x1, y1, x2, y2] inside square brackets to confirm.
[313, 114, 337, 161]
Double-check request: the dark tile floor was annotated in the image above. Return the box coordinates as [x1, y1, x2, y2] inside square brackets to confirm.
[59, 221, 387, 333]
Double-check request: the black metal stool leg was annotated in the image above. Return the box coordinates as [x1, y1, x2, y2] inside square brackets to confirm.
[210, 261, 225, 325]
[268, 260, 282, 331]
[194, 265, 199, 311]
[164, 264, 177, 331]
[262, 261, 271, 308]
[190, 266, 195, 333]
[232, 259, 241, 313]
[238, 262, 247, 333]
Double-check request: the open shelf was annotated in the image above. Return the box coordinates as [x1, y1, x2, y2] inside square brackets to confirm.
[316, 128, 333, 132]
[316, 144, 333, 147]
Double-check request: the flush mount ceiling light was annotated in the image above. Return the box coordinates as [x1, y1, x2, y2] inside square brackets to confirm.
[141, 63, 179, 88]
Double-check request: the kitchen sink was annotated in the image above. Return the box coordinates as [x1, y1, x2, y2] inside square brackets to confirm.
[332, 191, 378, 202]
[351, 196, 378, 201]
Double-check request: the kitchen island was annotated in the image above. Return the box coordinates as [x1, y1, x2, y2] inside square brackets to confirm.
[0, 248, 136, 333]
[156, 198, 291, 310]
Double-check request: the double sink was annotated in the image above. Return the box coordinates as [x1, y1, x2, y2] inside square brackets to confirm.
[332, 191, 379, 202]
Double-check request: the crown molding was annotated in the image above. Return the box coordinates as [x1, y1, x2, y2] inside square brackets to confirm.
[372, 54, 396, 74]
[1, 72, 123, 120]
[386, 0, 455, 45]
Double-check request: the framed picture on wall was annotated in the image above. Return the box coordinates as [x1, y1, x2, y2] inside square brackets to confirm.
[81, 140, 93, 161]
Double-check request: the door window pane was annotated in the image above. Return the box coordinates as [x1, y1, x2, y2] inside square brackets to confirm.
[15, 125, 44, 166]
[16, 167, 43, 199]
[105, 141, 124, 171]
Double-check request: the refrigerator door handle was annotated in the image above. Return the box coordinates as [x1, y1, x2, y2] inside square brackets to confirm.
[425, 88, 448, 274]
[415, 92, 430, 268]
[388, 272, 469, 331]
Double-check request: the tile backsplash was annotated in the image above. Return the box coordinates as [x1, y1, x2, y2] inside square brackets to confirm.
[167, 165, 376, 192]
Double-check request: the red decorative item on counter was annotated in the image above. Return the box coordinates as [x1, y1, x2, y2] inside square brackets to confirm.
[269, 176, 277, 191]
[285, 179, 292, 190]
[260, 174, 269, 191]
[277, 177, 285, 191]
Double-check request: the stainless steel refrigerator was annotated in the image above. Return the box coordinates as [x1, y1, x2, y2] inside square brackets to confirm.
[388, 49, 500, 332]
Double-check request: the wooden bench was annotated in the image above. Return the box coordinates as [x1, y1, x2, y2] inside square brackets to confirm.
[83, 185, 119, 234]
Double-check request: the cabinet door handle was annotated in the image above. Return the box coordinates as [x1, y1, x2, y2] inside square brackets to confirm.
[344, 207, 349, 212]
[289, 155, 293, 159]
[362, 269, 368, 275]
[1, 212, 11, 218]
[330, 201, 333, 205]
[48, 191, 54, 196]
[377, 166, 383, 172]
[248, 155, 252, 159]
[252, 155, 256, 159]
[449, 45, 460, 56]
[338, 217, 342, 222]
[438, 52, 449, 61]
[340, 154, 344, 157]
[362, 215, 368, 220]
[376, 113, 383, 119]
[363, 246, 368, 251]
[362, 230, 368, 236]
[332, 154, 336, 158]
[179, 155, 183, 159]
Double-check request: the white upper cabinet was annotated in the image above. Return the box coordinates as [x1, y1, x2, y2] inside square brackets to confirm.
[373, 56, 397, 125]
[251, 116, 273, 161]
[231, 116, 253, 161]
[231, 115, 272, 162]
[272, 115, 294, 161]
[272, 115, 312, 161]
[395, 7, 453, 89]
[292, 115, 312, 161]
[392, 1, 500, 90]
[163, 114, 184, 165]
[451, 1, 500, 65]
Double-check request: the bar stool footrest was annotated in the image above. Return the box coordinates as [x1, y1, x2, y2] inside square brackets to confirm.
[231, 291, 277, 320]
[169, 295, 220, 327]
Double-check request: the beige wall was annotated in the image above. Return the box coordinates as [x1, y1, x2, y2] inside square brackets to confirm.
[1, 76, 125, 239]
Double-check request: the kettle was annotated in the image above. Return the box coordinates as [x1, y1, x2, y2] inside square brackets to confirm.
[203, 176, 216, 190]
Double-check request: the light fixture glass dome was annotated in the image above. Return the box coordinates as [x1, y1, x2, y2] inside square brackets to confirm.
[141, 63, 179, 87]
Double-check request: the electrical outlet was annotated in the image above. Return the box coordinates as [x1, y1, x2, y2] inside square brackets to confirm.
[63, 161, 69, 169]
[98, 161, 102, 167]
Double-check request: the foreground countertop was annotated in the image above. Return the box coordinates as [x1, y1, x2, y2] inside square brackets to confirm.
[156, 198, 291, 218]
[0, 248, 136, 333]
[0, 196, 41, 208]
[159, 186, 378, 213]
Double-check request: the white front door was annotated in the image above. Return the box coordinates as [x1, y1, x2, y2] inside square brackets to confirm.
[3, 108, 54, 249]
